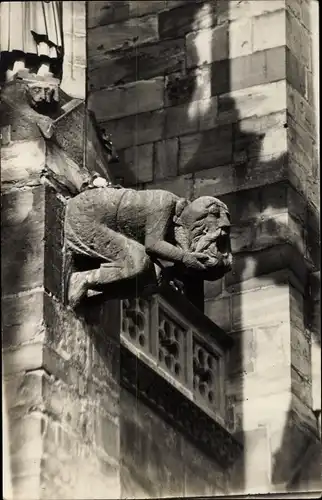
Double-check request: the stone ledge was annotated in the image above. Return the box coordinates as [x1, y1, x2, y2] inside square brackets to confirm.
[120, 343, 242, 469]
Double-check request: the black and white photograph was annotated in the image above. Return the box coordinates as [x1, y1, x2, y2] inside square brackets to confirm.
[1, 1, 321, 499]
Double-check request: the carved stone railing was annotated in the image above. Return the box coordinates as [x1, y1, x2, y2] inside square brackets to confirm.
[120, 286, 242, 467]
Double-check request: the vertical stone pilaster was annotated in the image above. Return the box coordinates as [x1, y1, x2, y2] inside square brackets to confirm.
[60, 1, 86, 99]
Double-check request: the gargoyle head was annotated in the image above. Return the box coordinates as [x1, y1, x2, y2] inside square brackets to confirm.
[174, 196, 232, 281]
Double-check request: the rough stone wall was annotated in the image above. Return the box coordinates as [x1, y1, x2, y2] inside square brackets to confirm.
[1, 109, 121, 499]
[121, 390, 227, 498]
[88, 0, 320, 495]
[1, 2, 119, 496]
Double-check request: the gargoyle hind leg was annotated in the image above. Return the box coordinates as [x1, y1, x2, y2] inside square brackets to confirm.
[68, 238, 155, 308]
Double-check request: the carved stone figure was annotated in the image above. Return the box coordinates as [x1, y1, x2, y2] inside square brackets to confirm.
[65, 185, 232, 308]
[0, 1, 62, 80]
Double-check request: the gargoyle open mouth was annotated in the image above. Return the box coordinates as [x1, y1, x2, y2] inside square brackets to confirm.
[215, 229, 231, 258]
[189, 226, 232, 281]
[198, 227, 231, 259]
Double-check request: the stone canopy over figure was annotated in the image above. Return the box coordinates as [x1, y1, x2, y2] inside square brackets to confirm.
[0, 1, 62, 80]
[65, 183, 233, 308]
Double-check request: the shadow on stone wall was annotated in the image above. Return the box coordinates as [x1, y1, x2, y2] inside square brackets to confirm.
[87, 0, 320, 495]
[183, 1, 320, 493]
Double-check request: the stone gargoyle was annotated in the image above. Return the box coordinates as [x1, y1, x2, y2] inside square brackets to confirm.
[65, 184, 232, 308]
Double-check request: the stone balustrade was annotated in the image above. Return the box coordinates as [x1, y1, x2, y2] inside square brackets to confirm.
[121, 285, 233, 427]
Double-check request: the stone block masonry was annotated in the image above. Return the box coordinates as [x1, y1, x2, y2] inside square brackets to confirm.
[88, 0, 320, 495]
[1, 64, 121, 498]
[2, 184, 122, 499]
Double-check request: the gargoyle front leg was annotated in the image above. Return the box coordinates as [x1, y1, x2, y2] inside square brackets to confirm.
[68, 233, 155, 308]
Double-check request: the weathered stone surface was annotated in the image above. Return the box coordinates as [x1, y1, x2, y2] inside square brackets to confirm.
[1, 187, 45, 295]
[221, 187, 262, 224]
[291, 327, 312, 378]
[89, 78, 164, 122]
[44, 186, 66, 300]
[8, 410, 44, 486]
[227, 376, 292, 414]
[45, 141, 89, 196]
[0, 103, 40, 143]
[186, 24, 228, 68]
[286, 9, 312, 71]
[288, 115, 315, 172]
[89, 1, 168, 29]
[227, 328, 256, 377]
[234, 112, 288, 164]
[117, 143, 154, 184]
[254, 322, 291, 373]
[121, 390, 184, 497]
[286, 0, 311, 32]
[225, 245, 309, 293]
[89, 15, 159, 62]
[60, 62, 86, 100]
[3, 343, 44, 376]
[243, 427, 271, 493]
[103, 109, 165, 150]
[89, 38, 185, 91]
[267, 46, 287, 84]
[166, 0, 204, 8]
[252, 9, 286, 52]
[229, 17, 253, 59]
[217, 0, 286, 23]
[230, 214, 304, 258]
[53, 100, 85, 171]
[147, 174, 193, 199]
[178, 125, 233, 174]
[186, 16, 253, 67]
[205, 296, 232, 332]
[231, 285, 290, 330]
[85, 109, 114, 182]
[269, 406, 318, 490]
[235, 155, 288, 192]
[193, 165, 236, 198]
[159, 1, 217, 40]
[43, 293, 120, 382]
[183, 438, 227, 495]
[217, 81, 287, 126]
[60, 1, 86, 99]
[198, 96, 218, 131]
[289, 285, 306, 332]
[2, 291, 44, 349]
[129, 1, 167, 18]
[1, 140, 46, 188]
[154, 138, 179, 180]
[88, 1, 130, 28]
[164, 101, 199, 138]
[120, 386, 230, 498]
[62, 0, 86, 35]
[211, 47, 286, 96]
[63, 32, 86, 68]
[204, 278, 223, 300]
[165, 71, 198, 107]
[286, 49, 307, 98]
